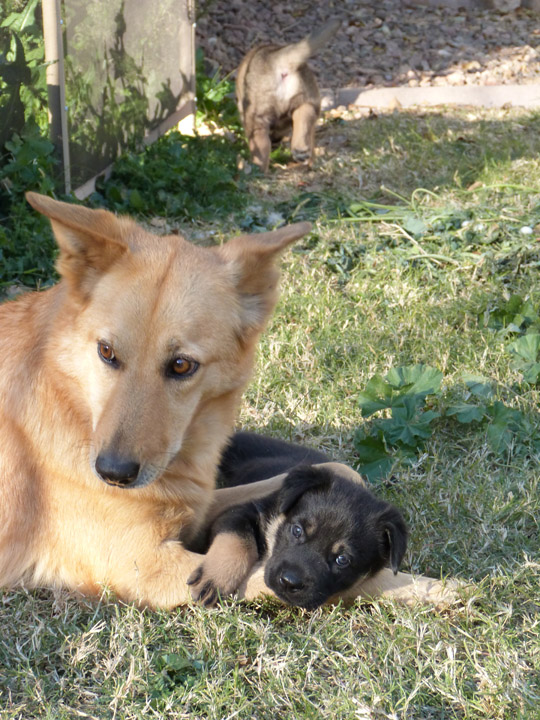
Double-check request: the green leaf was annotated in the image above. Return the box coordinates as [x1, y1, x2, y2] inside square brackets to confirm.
[485, 402, 524, 453]
[522, 363, 540, 384]
[1, 0, 40, 31]
[508, 334, 540, 364]
[446, 403, 485, 423]
[403, 214, 427, 237]
[385, 364, 443, 398]
[384, 404, 439, 446]
[358, 365, 442, 421]
[353, 433, 393, 481]
[357, 374, 394, 417]
[461, 374, 494, 399]
[128, 188, 144, 210]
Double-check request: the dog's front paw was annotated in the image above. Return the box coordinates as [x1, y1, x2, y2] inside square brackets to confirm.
[187, 564, 233, 607]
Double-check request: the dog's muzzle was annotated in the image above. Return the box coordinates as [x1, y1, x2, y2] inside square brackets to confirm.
[95, 452, 141, 488]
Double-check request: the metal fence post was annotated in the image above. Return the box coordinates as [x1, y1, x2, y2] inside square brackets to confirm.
[41, 0, 71, 193]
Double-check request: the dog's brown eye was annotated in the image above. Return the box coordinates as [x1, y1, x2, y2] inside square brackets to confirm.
[291, 523, 303, 539]
[98, 341, 117, 366]
[167, 356, 199, 379]
[335, 554, 350, 568]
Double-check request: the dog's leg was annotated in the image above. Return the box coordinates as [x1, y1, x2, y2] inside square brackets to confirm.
[208, 461, 363, 524]
[98, 478, 288, 609]
[248, 127, 272, 173]
[335, 568, 462, 607]
[103, 539, 207, 609]
[290, 103, 318, 165]
[187, 503, 260, 606]
[208, 473, 287, 523]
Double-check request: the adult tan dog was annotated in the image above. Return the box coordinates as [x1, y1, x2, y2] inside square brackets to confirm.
[236, 19, 340, 173]
[0, 194, 458, 609]
[0, 193, 312, 608]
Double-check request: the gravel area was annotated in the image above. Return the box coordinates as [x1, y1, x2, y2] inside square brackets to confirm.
[196, 0, 540, 92]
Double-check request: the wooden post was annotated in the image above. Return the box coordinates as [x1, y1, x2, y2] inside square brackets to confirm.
[41, 0, 71, 193]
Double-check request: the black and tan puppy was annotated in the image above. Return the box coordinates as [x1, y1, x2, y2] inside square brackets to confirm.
[236, 19, 340, 173]
[188, 433, 407, 609]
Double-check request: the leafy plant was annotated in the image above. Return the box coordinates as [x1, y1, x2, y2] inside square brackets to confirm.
[0, 1, 59, 288]
[354, 365, 540, 480]
[508, 333, 540, 384]
[0, 120, 57, 287]
[0, 16, 249, 292]
[150, 652, 204, 698]
[195, 48, 240, 132]
[0, 0, 48, 148]
[90, 130, 246, 220]
[353, 365, 443, 480]
[481, 293, 540, 336]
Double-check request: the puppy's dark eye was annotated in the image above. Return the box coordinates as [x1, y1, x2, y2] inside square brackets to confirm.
[291, 523, 303, 539]
[98, 341, 118, 366]
[335, 554, 350, 568]
[166, 356, 199, 379]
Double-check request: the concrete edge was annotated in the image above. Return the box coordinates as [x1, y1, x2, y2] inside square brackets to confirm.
[320, 84, 540, 111]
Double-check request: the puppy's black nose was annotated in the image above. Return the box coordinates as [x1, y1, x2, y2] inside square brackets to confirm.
[279, 570, 305, 593]
[95, 453, 140, 487]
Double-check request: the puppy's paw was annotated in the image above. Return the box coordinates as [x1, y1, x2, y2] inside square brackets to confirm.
[291, 147, 311, 164]
[187, 564, 235, 607]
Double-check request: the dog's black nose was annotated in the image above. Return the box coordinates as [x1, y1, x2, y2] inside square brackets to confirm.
[95, 453, 140, 487]
[278, 570, 305, 593]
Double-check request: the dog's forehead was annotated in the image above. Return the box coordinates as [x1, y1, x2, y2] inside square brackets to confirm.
[293, 485, 373, 533]
[88, 235, 242, 351]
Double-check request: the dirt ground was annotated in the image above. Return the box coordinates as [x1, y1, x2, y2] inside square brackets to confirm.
[196, 0, 539, 91]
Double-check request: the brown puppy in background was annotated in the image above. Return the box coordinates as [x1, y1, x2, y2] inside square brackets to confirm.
[236, 19, 340, 173]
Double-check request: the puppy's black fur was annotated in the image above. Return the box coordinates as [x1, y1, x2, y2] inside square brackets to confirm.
[188, 433, 407, 609]
[218, 431, 329, 486]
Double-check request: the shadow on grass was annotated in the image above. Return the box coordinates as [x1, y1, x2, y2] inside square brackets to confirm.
[258, 107, 540, 222]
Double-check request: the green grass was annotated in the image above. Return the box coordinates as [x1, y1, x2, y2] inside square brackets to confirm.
[1, 105, 540, 719]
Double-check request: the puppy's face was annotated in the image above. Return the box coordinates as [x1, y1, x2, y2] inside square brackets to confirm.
[264, 466, 407, 609]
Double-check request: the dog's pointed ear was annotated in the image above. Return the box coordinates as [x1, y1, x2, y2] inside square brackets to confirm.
[376, 505, 408, 574]
[217, 221, 311, 334]
[278, 465, 332, 515]
[26, 192, 131, 297]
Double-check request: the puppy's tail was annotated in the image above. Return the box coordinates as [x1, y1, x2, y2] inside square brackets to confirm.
[275, 18, 340, 71]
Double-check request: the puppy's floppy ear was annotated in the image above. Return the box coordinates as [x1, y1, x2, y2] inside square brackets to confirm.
[26, 192, 132, 298]
[217, 222, 311, 335]
[376, 505, 408, 574]
[278, 465, 332, 515]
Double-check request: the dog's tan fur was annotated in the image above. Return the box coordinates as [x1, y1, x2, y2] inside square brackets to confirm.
[0, 193, 311, 608]
[236, 19, 340, 173]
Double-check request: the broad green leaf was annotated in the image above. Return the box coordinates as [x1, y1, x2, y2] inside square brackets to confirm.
[384, 407, 439, 446]
[446, 403, 485, 424]
[353, 434, 393, 481]
[403, 214, 427, 237]
[508, 334, 540, 364]
[128, 188, 144, 210]
[461, 374, 494, 399]
[385, 364, 443, 397]
[485, 402, 524, 453]
[357, 374, 394, 417]
[1, 0, 40, 31]
[522, 362, 540, 384]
